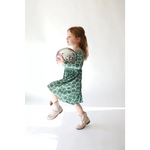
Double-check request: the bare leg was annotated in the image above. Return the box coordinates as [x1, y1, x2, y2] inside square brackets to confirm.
[48, 89, 58, 103]
[47, 90, 63, 120]
[74, 104, 85, 115]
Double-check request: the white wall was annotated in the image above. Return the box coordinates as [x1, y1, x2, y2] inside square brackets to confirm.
[25, 0, 125, 107]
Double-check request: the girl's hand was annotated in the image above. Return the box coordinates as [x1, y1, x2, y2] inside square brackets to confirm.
[56, 54, 65, 65]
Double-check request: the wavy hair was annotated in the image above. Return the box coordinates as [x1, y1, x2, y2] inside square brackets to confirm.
[67, 26, 89, 60]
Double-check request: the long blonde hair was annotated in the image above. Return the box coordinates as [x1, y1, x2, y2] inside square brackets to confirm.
[67, 26, 89, 60]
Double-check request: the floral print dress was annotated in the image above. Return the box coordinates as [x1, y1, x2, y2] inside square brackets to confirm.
[47, 49, 84, 105]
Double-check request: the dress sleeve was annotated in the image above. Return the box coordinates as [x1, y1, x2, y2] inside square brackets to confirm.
[62, 50, 84, 69]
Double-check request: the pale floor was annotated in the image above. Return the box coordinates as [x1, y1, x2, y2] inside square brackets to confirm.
[25, 102, 125, 150]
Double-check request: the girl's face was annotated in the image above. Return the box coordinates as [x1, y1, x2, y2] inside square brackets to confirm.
[66, 30, 80, 46]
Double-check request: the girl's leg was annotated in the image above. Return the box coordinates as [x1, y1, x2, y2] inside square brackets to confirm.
[47, 89, 63, 120]
[73, 104, 85, 115]
[48, 89, 58, 103]
[74, 104, 90, 130]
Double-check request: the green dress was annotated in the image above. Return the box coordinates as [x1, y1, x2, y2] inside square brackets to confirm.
[47, 49, 84, 105]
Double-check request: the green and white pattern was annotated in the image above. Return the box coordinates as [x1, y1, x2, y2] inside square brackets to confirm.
[47, 49, 84, 105]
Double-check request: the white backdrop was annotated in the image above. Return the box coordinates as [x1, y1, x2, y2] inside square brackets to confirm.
[25, 0, 125, 107]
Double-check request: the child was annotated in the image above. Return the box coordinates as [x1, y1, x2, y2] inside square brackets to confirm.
[47, 26, 90, 130]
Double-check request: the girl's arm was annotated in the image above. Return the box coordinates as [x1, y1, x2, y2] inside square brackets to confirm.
[62, 50, 84, 70]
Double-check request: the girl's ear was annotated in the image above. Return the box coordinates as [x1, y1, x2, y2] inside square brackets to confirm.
[76, 37, 81, 43]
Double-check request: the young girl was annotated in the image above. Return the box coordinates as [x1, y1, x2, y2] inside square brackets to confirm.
[47, 26, 90, 130]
